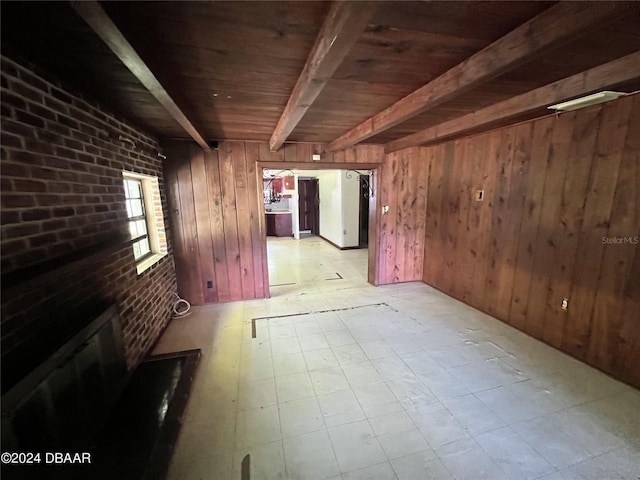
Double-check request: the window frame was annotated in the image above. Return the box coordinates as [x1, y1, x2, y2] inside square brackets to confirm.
[124, 177, 152, 262]
[122, 171, 168, 274]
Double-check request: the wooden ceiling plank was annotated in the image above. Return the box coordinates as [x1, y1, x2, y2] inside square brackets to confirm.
[328, 1, 635, 152]
[269, 1, 377, 152]
[385, 51, 640, 152]
[71, 0, 210, 150]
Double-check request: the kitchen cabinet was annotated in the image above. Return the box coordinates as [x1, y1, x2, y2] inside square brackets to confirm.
[265, 212, 292, 237]
[283, 175, 295, 191]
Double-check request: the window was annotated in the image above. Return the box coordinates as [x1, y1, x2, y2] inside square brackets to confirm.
[124, 177, 151, 260]
[122, 171, 168, 274]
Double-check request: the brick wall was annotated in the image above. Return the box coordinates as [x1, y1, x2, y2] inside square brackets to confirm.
[0, 54, 178, 390]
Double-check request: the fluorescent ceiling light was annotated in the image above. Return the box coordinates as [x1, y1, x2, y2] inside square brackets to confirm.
[548, 91, 627, 112]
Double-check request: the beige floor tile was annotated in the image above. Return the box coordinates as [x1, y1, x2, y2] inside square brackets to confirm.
[275, 372, 315, 403]
[342, 462, 398, 480]
[235, 405, 281, 450]
[273, 352, 307, 377]
[317, 388, 366, 427]
[389, 450, 445, 480]
[328, 420, 387, 473]
[303, 347, 340, 371]
[435, 436, 509, 480]
[279, 396, 325, 437]
[309, 366, 350, 395]
[378, 428, 431, 460]
[283, 430, 340, 480]
[237, 377, 277, 411]
[474, 426, 555, 479]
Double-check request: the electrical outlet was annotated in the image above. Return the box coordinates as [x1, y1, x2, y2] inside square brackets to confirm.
[207, 280, 213, 289]
[561, 298, 568, 310]
[382, 205, 389, 215]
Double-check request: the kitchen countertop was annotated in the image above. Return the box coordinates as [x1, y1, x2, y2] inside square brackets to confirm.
[265, 210, 291, 215]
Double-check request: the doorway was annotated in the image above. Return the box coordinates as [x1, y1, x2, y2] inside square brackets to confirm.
[259, 164, 379, 296]
[298, 178, 319, 235]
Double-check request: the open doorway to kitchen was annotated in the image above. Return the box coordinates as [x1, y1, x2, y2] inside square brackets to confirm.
[262, 167, 375, 296]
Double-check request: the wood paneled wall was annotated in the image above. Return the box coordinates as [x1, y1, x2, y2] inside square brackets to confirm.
[163, 141, 385, 303]
[421, 94, 640, 387]
[375, 147, 429, 284]
[163, 141, 267, 303]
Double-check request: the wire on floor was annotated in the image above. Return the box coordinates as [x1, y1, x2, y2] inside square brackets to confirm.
[172, 292, 191, 318]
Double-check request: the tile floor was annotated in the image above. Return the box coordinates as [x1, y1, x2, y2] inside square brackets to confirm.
[154, 236, 640, 480]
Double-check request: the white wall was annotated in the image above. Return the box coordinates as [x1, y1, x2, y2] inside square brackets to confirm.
[341, 170, 360, 247]
[317, 170, 342, 246]
[292, 174, 300, 239]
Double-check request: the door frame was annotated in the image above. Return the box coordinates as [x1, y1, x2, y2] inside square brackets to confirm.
[256, 161, 380, 298]
[297, 177, 319, 235]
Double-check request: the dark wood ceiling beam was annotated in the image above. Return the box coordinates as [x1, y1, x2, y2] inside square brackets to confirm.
[385, 51, 640, 152]
[71, 1, 210, 151]
[328, 2, 635, 152]
[269, 1, 377, 152]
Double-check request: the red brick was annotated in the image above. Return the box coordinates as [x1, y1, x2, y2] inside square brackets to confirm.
[36, 194, 60, 206]
[60, 195, 83, 205]
[72, 184, 91, 194]
[79, 123, 98, 137]
[2, 223, 41, 239]
[47, 182, 72, 194]
[75, 205, 94, 215]
[15, 110, 46, 129]
[30, 167, 58, 180]
[1, 210, 20, 223]
[57, 171, 78, 182]
[21, 209, 51, 221]
[1, 194, 35, 208]
[24, 139, 55, 155]
[71, 130, 91, 144]
[2, 92, 27, 110]
[57, 115, 79, 130]
[43, 156, 70, 169]
[1, 133, 23, 149]
[10, 82, 44, 102]
[45, 121, 71, 137]
[1, 239, 28, 256]
[54, 146, 77, 160]
[28, 103, 56, 121]
[1, 119, 35, 138]
[43, 96, 68, 113]
[52, 207, 75, 217]
[35, 130, 63, 145]
[0, 177, 13, 191]
[50, 87, 72, 104]
[64, 138, 83, 151]
[41, 219, 67, 232]
[13, 179, 47, 192]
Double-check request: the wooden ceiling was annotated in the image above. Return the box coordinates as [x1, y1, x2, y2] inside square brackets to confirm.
[3, 1, 640, 152]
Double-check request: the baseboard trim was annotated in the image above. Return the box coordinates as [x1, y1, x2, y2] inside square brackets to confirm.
[318, 235, 361, 250]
